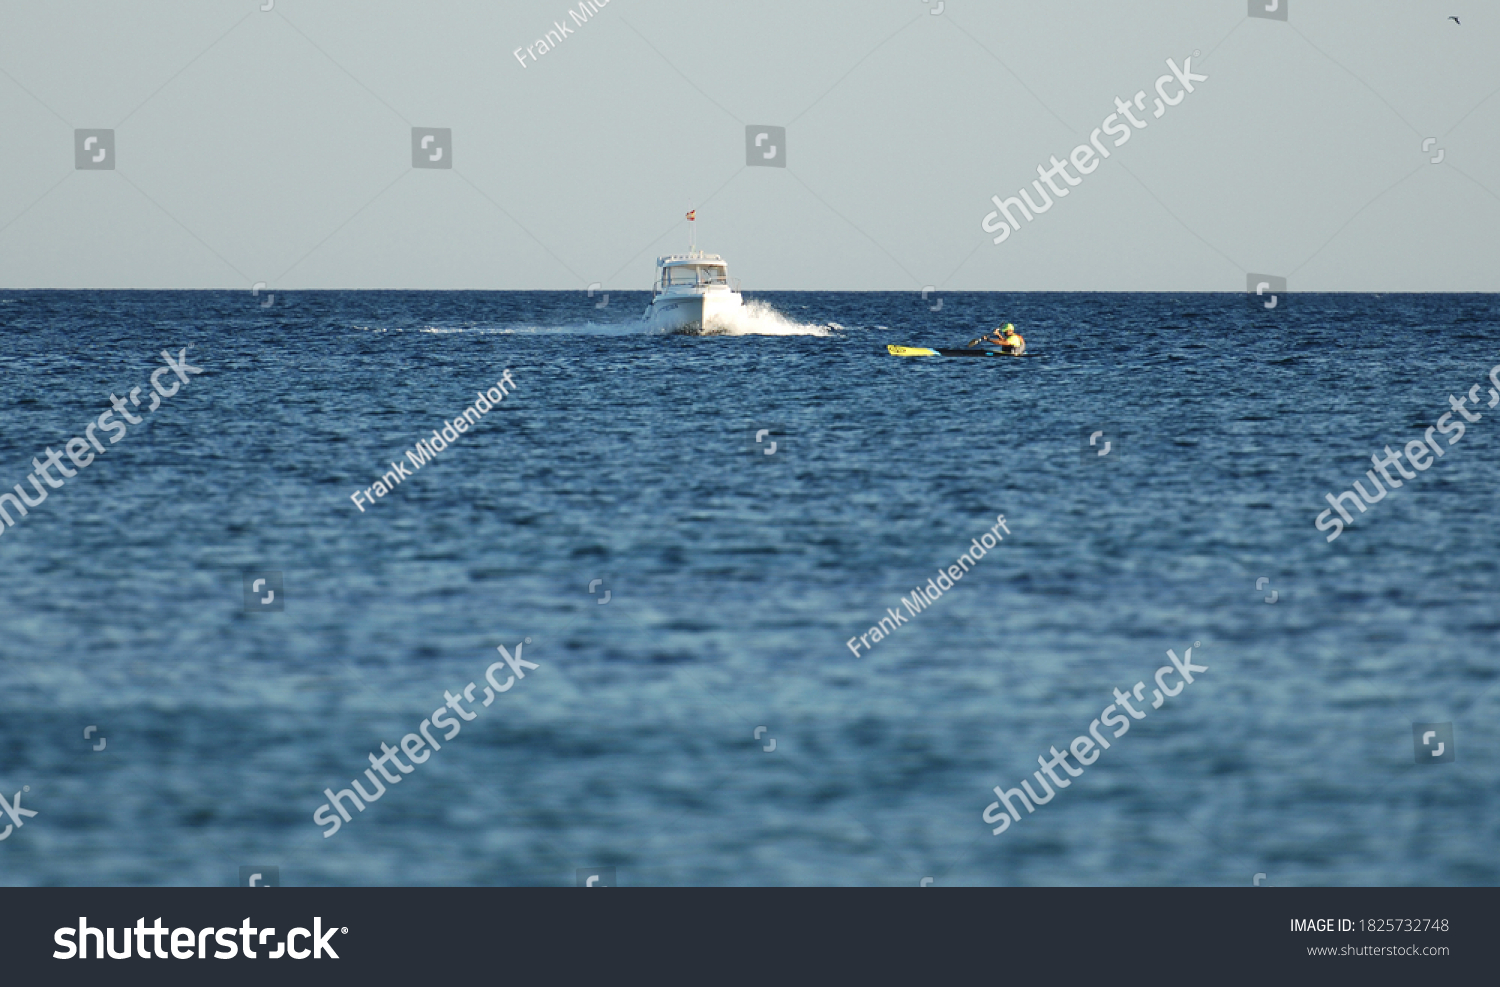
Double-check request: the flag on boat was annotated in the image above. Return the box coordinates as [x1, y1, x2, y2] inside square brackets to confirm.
[685, 210, 696, 221]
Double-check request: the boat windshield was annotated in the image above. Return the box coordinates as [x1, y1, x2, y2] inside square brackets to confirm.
[664, 265, 728, 286]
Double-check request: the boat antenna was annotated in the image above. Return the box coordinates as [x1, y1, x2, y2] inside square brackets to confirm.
[687, 205, 696, 254]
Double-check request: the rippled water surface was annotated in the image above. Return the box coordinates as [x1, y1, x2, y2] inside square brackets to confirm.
[1, 290, 1497, 886]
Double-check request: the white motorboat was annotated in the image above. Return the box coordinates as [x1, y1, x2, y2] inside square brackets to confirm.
[643, 212, 743, 333]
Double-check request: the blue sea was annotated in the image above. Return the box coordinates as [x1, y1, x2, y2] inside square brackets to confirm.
[0, 290, 1496, 886]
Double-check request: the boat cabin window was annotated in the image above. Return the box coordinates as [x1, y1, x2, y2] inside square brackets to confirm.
[664, 264, 727, 286]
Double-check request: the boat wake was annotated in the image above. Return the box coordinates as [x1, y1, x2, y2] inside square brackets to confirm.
[687, 300, 834, 337]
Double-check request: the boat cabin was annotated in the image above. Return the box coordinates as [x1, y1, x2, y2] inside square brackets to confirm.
[654, 254, 738, 292]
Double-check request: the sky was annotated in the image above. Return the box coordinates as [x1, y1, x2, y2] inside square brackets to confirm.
[0, 0, 1496, 291]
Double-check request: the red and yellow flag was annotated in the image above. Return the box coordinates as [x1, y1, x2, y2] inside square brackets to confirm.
[685, 210, 696, 221]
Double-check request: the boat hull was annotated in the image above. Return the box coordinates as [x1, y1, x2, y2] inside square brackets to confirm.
[886, 344, 1031, 358]
[645, 291, 743, 334]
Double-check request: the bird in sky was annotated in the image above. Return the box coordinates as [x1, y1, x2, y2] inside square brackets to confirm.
[1449, 15, 1460, 24]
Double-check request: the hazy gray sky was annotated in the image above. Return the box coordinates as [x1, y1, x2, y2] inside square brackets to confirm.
[1, 1, 1496, 291]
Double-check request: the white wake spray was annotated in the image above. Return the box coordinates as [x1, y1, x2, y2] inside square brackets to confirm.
[696, 299, 834, 337]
